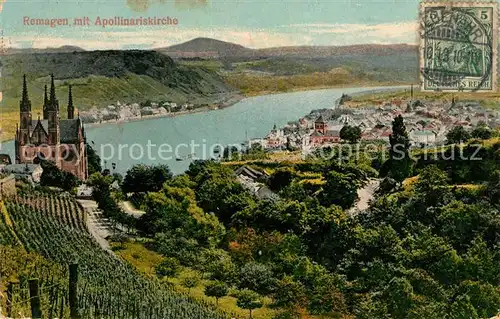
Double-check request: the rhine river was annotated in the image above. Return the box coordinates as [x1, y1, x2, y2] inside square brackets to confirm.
[1, 86, 404, 175]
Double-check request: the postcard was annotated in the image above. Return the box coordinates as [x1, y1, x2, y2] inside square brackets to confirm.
[0, 1, 499, 319]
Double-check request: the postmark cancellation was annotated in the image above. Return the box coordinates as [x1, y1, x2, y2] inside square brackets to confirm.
[419, 1, 498, 92]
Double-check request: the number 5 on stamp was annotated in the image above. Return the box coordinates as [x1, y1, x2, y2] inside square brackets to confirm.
[419, 1, 498, 92]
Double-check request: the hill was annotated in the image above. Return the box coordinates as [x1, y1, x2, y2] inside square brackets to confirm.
[159, 38, 419, 89]
[156, 37, 418, 59]
[5, 45, 86, 54]
[0, 49, 237, 112]
[162, 37, 252, 58]
[255, 43, 417, 58]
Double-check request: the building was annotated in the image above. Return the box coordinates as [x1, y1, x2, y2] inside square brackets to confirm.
[410, 130, 437, 146]
[2, 164, 43, 183]
[14, 75, 88, 180]
[309, 115, 341, 145]
[266, 124, 287, 149]
[235, 166, 277, 201]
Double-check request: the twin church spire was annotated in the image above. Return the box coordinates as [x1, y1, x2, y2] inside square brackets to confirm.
[20, 74, 75, 120]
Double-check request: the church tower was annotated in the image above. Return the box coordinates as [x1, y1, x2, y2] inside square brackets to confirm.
[19, 74, 32, 145]
[47, 74, 60, 145]
[67, 85, 74, 119]
[43, 84, 49, 120]
[314, 115, 327, 134]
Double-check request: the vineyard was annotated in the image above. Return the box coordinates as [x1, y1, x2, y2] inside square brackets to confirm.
[0, 245, 70, 318]
[0, 197, 233, 319]
[12, 193, 87, 232]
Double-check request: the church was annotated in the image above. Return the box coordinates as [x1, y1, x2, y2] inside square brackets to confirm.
[15, 75, 88, 180]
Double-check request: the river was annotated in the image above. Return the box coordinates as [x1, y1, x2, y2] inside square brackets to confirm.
[1, 86, 405, 175]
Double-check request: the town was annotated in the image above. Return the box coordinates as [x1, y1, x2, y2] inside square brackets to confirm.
[253, 92, 500, 152]
[78, 91, 243, 124]
[79, 101, 199, 123]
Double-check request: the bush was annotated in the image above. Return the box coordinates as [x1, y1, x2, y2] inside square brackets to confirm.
[155, 257, 180, 277]
[181, 273, 201, 293]
[204, 281, 228, 305]
[152, 234, 201, 266]
[238, 262, 276, 295]
[236, 289, 263, 317]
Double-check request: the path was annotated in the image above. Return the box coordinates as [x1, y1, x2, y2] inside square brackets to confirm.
[347, 179, 381, 217]
[78, 199, 114, 254]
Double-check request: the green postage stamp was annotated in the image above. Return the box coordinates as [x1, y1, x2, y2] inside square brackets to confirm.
[420, 1, 498, 92]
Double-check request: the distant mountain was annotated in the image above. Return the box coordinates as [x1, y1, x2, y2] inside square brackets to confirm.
[159, 37, 253, 58]
[0, 50, 236, 111]
[156, 38, 418, 59]
[255, 44, 418, 58]
[5, 46, 86, 55]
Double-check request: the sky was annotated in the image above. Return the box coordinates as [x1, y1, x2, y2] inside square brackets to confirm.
[0, 0, 421, 50]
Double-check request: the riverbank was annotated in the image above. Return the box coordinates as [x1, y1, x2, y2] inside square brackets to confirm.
[1, 86, 402, 175]
[83, 93, 245, 129]
[84, 83, 406, 130]
[0, 84, 404, 143]
[239, 81, 408, 98]
[0, 93, 245, 142]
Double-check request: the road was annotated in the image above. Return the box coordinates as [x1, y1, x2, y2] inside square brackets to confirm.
[348, 178, 380, 217]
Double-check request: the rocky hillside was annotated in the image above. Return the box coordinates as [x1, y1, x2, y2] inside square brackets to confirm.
[0, 50, 237, 111]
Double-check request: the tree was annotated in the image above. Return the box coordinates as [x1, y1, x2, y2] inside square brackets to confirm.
[486, 170, 500, 205]
[383, 277, 414, 318]
[388, 115, 413, 183]
[321, 171, 358, 209]
[446, 126, 471, 144]
[39, 159, 79, 191]
[448, 295, 479, 319]
[122, 164, 172, 193]
[200, 248, 237, 282]
[269, 168, 294, 191]
[223, 145, 240, 159]
[86, 143, 102, 175]
[340, 125, 362, 144]
[471, 126, 493, 140]
[273, 276, 308, 310]
[204, 281, 228, 305]
[308, 275, 348, 316]
[414, 165, 451, 207]
[377, 177, 398, 195]
[436, 201, 491, 250]
[457, 280, 500, 318]
[194, 165, 249, 225]
[181, 273, 201, 293]
[87, 172, 134, 228]
[155, 257, 180, 277]
[141, 183, 225, 247]
[112, 172, 123, 184]
[237, 289, 263, 318]
[238, 261, 276, 295]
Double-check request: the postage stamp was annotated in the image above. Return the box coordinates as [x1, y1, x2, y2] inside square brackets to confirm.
[419, 1, 498, 92]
